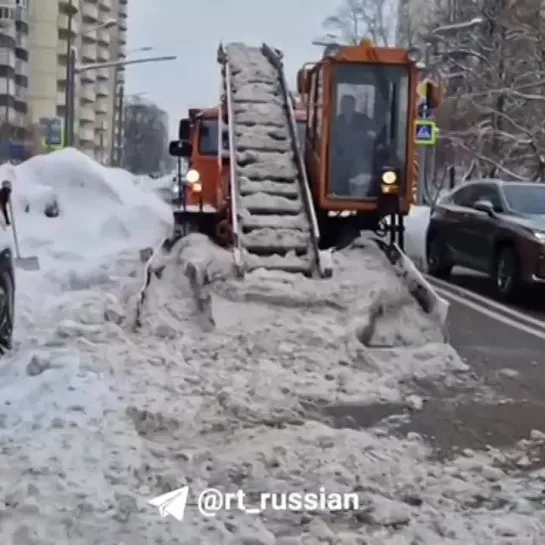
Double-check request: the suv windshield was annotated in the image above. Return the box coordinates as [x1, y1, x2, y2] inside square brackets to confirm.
[328, 64, 410, 199]
[503, 183, 545, 214]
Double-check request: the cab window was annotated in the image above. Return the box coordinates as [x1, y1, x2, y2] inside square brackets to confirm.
[328, 63, 410, 199]
[198, 119, 227, 155]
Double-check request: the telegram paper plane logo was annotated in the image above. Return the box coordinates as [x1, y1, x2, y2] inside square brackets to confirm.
[148, 486, 190, 522]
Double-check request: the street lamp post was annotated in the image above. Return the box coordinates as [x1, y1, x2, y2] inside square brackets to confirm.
[419, 17, 484, 204]
[73, 54, 176, 166]
[110, 47, 152, 166]
[63, 11, 118, 147]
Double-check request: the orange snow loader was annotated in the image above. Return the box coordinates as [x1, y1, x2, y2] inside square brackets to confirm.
[160, 40, 446, 323]
[168, 40, 442, 251]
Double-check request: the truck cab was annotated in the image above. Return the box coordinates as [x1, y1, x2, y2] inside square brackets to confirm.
[169, 108, 230, 239]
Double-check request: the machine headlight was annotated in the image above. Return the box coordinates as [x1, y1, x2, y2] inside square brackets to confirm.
[381, 171, 397, 184]
[191, 182, 202, 193]
[185, 169, 200, 184]
[533, 230, 545, 241]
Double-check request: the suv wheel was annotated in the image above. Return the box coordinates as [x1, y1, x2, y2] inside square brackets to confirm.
[494, 246, 519, 301]
[426, 234, 452, 278]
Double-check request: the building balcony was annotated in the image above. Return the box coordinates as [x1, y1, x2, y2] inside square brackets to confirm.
[81, 43, 97, 62]
[57, 13, 79, 35]
[80, 69, 96, 83]
[58, 0, 79, 14]
[80, 105, 95, 123]
[80, 85, 96, 103]
[96, 67, 109, 80]
[97, 29, 110, 45]
[96, 45, 109, 62]
[96, 98, 109, 114]
[96, 82, 109, 97]
[82, 29, 97, 43]
[57, 90, 67, 107]
[79, 126, 95, 142]
[81, 3, 98, 22]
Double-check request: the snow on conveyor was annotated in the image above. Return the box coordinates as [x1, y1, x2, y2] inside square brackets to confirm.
[0, 151, 544, 544]
[225, 43, 318, 274]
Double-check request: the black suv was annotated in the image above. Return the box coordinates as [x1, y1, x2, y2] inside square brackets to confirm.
[426, 179, 545, 300]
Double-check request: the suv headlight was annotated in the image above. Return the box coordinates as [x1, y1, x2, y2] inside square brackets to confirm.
[533, 230, 545, 241]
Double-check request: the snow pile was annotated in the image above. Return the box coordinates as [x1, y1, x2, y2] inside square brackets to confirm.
[0, 148, 172, 269]
[405, 205, 431, 268]
[0, 152, 543, 543]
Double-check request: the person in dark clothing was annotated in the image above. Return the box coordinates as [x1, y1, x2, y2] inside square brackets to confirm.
[331, 94, 378, 196]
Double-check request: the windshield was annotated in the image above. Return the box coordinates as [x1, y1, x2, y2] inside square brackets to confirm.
[503, 184, 545, 214]
[328, 64, 410, 199]
[198, 118, 228, 155]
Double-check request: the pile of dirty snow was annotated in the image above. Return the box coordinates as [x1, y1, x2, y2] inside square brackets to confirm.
[0, 149, 171, 269]
[0, 152, 543, 544]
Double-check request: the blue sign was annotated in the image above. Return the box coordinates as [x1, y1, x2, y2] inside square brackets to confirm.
[39, 116, 63, 148]
[414, 120, 438, 146]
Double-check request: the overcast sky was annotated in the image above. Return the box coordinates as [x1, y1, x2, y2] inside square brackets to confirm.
[126, 0, 340, 137]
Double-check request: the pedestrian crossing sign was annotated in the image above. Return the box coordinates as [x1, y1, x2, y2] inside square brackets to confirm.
[414, 120, 438, 146]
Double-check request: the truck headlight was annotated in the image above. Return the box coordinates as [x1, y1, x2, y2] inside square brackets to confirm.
[381, 171, 397, 184]
[185, 169, 200, 184]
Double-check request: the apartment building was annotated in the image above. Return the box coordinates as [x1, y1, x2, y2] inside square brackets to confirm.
[28, 0, 127, 161]
[0, 0, 30, 158]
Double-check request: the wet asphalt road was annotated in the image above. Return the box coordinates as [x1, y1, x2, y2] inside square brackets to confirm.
[445, 266, 545, 319]
[327, 268, 545, 463]
[404, 273, 545, 461]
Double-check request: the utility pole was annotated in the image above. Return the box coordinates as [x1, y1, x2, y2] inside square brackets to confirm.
[419, 43, 432, 205]
[115, 83, 124, 166]
[63, 0, 74, 147]
[109, 66, 119, 165]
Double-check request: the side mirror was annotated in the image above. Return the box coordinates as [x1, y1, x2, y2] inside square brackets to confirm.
[178, 118, 190, 141]
[169, 140, 192, 158]
[473, 199, 494, 215]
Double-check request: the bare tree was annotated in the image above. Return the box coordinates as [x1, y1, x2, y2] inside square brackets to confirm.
[322, 0, 396, 46]
[428, 0, 545, 180]
[122, 97, 169, 175]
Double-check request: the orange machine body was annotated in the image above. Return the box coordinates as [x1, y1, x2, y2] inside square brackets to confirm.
[296, 40, 441, 215]
[183, 107, 227, 211]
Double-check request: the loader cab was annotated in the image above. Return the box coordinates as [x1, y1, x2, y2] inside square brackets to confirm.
[299, 41, 427, 211]
[168, 108, 228, 237]
[170, 108, 228, 212]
